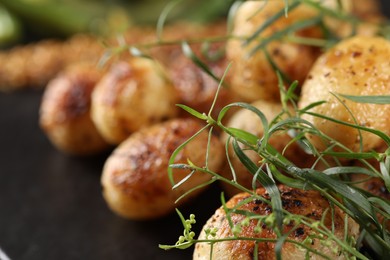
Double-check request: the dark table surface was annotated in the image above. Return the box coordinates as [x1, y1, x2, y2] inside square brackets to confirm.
[0, 87, 223, 260]
[1, 2, 390, 260]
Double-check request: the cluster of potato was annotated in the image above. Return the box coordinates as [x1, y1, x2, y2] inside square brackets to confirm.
[39, 21, 230, 155]
[37, 0, 389, 258]
[192, 2, 388, 258]
[39, 22, 232, 221]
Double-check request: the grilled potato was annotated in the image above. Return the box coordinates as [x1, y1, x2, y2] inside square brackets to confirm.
[298, 36, 390, 153]
[39, 62, 109, 155]
[226, 0, 323, 102]
[101, 118, 224, 220]
[91, 57, 178, 145]
[193, 185, 360, 260]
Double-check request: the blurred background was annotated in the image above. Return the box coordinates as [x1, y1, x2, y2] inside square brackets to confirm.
[0, 0, 233, 47]
[1, 0, 389, 47]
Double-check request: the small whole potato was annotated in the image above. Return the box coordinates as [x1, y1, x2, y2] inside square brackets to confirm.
[39, 62, 109, 155]
[298, 36, 390, 153]
[101, 118, 225, 220]
[91, 57, 178, 145]
[193, 185, 360, 260]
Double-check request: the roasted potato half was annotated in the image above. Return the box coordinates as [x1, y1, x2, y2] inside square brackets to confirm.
[101, 118, 224, 220]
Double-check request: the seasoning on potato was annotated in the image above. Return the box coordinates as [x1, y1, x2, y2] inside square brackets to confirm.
[298, 36, 390, 153]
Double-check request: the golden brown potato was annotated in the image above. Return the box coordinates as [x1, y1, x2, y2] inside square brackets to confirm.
[298, 36, 390, 153]
[39, 62, 110, 155]
[145, 21, 237, 119]
[101, 118, 224, 220]
[226, 0, 323, 102]
[220, 100, 314, 196]
[91, 57, 179, 145]
[193, 185, 360, 260]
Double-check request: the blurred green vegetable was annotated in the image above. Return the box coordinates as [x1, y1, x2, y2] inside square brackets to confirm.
[0, 0, 232, 44]
[0, 0, 131, 38]
[122, 0, 232, 24]
[0, 3, 22, 47]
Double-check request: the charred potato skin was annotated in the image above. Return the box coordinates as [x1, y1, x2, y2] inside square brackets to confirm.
[91, 57, 179, 145]
[298, 36, 390, 152]
[39, 63, 109, 155]
[101, 118, 225, 220]
[194, 185, 359, 260]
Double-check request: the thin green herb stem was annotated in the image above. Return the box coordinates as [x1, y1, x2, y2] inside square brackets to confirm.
[304, 111, 390, 146]
[160, 0, 390, 257]
[168, 123, 212, 185]
[299, 214, 369, 259]
[244, 0, 301, 46]
[125, 34, 238, 52]
[171, 141, 379, 257]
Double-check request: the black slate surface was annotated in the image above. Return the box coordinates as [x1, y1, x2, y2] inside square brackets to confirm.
[1, 2, 389, 259]
[0, 90, 225, 260]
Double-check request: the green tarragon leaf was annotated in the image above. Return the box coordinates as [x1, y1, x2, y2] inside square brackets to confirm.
[339, 94, 390, 105]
